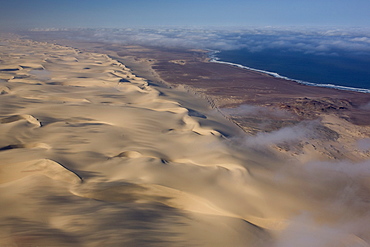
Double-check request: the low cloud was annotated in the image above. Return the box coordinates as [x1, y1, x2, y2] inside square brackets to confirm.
[303, 159, 370, 178]
[274, 213, 370, 247]
[357, 138, 370, 151]
[240, 120, 319, 147]
[275, 158, 370, 247]
[25, 27, 370, 56]
[222, 104, 293, 119]
[360, 102, 370, 110]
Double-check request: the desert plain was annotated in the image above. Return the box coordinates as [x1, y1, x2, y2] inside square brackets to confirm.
[0, 35, 369, 246]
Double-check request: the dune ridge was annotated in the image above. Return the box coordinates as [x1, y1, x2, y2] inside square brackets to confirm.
[0, 38, 369, 246]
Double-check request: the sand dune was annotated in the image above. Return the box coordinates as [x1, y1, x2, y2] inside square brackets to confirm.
[0, 38, 369, 246]
[0, 159, 81, 185]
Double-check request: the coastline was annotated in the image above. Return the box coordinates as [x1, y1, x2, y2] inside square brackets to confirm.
[209, 50, 370, 94]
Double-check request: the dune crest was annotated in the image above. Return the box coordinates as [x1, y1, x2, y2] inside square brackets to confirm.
[0, 158, 81, 184]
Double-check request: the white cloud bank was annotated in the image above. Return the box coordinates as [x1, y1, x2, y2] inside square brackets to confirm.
[238, 120, 320, 147]
[27, 27, 370, 55]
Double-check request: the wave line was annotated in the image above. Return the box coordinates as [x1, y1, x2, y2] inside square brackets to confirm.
[208, 51, 370, 94]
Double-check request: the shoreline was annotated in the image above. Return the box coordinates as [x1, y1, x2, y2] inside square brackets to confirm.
[208, 50, 370, 94]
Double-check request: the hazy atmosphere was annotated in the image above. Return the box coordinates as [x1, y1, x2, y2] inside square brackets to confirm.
[1, 1, 370, 247]
[1, 0, 370, 29]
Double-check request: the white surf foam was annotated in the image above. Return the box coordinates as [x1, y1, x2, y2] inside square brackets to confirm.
[209, 51, 370, 94]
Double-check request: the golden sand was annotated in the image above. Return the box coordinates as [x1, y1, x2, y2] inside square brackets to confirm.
[0, 38, 369, 247]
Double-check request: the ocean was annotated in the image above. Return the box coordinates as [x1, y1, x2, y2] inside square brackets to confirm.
[212, 48, 370, 93]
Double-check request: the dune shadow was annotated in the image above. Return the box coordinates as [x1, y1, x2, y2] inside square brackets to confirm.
[187, 108, 207, 119]
[28, 185, 186, 247]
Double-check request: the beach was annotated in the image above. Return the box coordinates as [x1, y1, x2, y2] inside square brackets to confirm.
[1, 37, 370, 246]
[213, 49, 370, 93]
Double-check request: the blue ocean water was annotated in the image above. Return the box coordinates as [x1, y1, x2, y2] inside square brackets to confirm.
[214, 48, 370, 93]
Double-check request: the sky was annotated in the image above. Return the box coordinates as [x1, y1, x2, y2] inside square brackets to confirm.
[1, 0, 370, 30]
